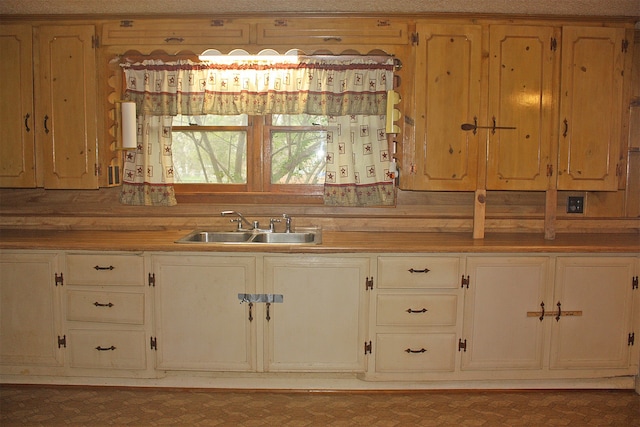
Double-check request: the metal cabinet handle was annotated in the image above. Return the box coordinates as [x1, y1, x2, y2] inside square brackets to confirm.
[563, 119, 568, 137]
[94, 265, 115, 271]
[539, 302, 545, 322]
[164, 37, 184, 43]
[94, 301, 114, 307]
[406, 308, 428, 314]
[43, 115, 49, 134]
[248, 302, 253, 322]
[405, 348, 427, 354]
[556, 301, 562, 322]
[24, 113, 30, 132]
[95, 345, 116, 351]
[408, 268, 430, 273]
[266, 302, 271, 322]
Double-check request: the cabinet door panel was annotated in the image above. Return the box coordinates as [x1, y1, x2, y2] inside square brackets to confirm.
[409, 24, 481, 191]
[550, 257, 635, 369]
[0, 24, 35, 187]
[36, 25, 98, 189]
[264, 256, 369, 372]
[0, 252, 62, 367]
[487, 26, 557, 190]
[557, 26, 625, 190]
[153, 255, 256, 371]
[462, 257, 550, 370]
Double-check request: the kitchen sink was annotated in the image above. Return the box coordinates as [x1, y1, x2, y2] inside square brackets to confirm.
[176, 230, 320, 244]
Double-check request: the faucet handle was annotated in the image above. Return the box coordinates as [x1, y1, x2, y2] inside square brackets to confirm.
[229, 218, 243, 230]
[282, 214, 292, 233]
[269, 218, 281, 232]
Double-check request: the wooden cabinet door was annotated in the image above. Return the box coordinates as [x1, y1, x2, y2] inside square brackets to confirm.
[557, 26, 626, 191]
[0, 24, 36, 187]
[0, 252, 63, 368]
[35, 25, 98, 189]
[264, 256, 370, 372]
[550, 257, 636, 370]
[487, 25, 558, 190]
[408, 23, 482, 191]
[152, 255, 256, 371]
[461, 256, 551, 370]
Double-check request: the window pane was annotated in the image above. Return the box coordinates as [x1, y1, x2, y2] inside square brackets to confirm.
[172, 114, 248, 126]
[172, 130, 247, 183]
[271, 131, 326, 184]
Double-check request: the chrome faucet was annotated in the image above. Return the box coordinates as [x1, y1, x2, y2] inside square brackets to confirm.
[221, 210, 255, 231]
[282, 214, 292, 233]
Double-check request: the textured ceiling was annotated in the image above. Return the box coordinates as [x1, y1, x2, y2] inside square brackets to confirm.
[1, 0, 639, 17]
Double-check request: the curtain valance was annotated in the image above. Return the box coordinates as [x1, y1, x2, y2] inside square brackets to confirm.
[122, 57, 394, 116]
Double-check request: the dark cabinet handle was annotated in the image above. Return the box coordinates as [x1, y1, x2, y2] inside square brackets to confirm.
[563, 119, 568, 137]
[556, 301, 562, 322]
[266, 302, 271, 322]
[24, 113, 30, 132]
[248, 302, 253, 322]
[94, 301, 114, 307]
[539, 301, 545, 322]
[95, 346, 116, 351]
[94, 265, 115, 271]
[406, 308, 428, 314]
[323, 37, 342, 42]
[405, 348, 427, 354]
[408, 268, 430, 274]
[44, 115, 49, 134]
[164, 37, 184, 43]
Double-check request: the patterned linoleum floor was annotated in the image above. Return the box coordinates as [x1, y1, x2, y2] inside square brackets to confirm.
[1, 385, 639, 426]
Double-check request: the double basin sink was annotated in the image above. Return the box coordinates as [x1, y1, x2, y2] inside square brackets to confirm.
[176, 230, 320, 245]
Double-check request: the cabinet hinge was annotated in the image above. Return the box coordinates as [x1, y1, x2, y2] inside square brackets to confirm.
[55, 273, 64, 287]
[364, 341, 372, 355]
[411, 32, 419, 46]
[150, 336, 157, 350]
[628, 333, 635, 346]
[622, 39, 629, 53]
[458, 338, 467, 352]
[120, 20, 134, 27]
[633, 276, 639, 290]
[58, 335, 66, 348]
[461, 275, 470, 289]
[546, 164, 553, 177]
[365, 276, 374, 291]
[92, 35, 99, 49]
[148, 273, 156, 287]
[551, 37, 558, 51]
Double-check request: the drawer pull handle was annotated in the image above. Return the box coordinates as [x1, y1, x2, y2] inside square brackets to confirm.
[95, 345, 116, 351]
[405, 348, 427, 354]
[406, 308, 428, 314]
[94, 301, 114, 308]
[408, 268, 430, 274]
[94, 265, 115, 271]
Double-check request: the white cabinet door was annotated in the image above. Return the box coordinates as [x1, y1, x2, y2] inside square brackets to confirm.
[0, 252, 63, 368]
[152, 255, 256, 371]
[550, 256, 636, 369]
[462, 256, 551, 370]
[264, 256, 370, 372]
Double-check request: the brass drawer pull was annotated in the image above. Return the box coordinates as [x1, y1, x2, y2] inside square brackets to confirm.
[405, 348, 427, 354]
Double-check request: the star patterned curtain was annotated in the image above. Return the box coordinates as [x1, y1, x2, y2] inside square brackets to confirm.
[120, 56, 395, 206]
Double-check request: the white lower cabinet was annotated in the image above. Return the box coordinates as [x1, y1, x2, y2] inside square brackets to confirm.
[263, 255, 370, 372]
[0, 251, 64, 374]
[152, 254, 256, 372]
[460, 255, 639, 379]
[62, 252, 152, 377]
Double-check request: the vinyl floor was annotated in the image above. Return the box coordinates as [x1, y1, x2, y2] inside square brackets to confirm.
[1, 385, 639, 426]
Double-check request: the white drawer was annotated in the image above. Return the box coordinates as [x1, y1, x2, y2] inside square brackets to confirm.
[67, 290, 144, 324]
[66, 254, 144, 286]
[376, 294, 457, 326]
[375, 333, 457, 372]
[377, 256, 461, 289]
[68, 329, 146, 370]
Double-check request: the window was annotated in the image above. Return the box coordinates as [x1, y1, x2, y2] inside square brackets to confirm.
[172, 113, 328, 197]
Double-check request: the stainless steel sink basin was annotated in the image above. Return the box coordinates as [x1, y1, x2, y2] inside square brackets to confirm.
[176, 230, 320, 244]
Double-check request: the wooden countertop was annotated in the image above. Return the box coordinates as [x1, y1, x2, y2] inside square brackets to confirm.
[0, 229, 638, 254]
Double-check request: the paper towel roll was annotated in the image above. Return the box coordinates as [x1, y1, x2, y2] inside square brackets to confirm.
[121, 102, 137, 149]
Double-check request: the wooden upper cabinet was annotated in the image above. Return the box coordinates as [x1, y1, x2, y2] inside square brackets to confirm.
[36, 25, 99, 189]
[557, 26, 626, 191]
[486, 25, 559, 191]
[101, 19, 251, 46]
[0, 24, 36, 187]
[256, 18, 409, 46]
[407, 23, 482, 191]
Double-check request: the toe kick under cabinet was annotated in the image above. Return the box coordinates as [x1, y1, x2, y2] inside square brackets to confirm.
[62, 253, 154, 378]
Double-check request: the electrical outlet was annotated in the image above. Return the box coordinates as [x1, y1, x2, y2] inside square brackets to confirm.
[567, 196, 584, 214]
